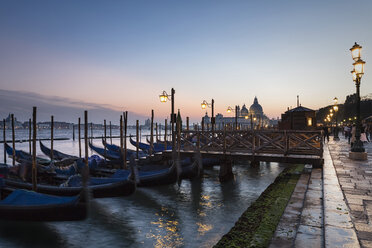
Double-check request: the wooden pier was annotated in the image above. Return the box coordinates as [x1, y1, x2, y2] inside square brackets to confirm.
[162, 130, 324, 168]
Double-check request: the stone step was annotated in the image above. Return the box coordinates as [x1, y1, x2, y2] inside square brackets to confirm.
[294, 168, 324, 248]
[269, 169, 311, 247]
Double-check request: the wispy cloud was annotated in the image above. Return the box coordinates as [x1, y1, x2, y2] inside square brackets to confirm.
[0, 89, 146, 123]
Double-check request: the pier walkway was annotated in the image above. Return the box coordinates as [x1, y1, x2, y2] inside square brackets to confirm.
[163, 130, 324, 167]
[270, 137, 372, 248]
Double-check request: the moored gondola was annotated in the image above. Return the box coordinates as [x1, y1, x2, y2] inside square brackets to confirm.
[2, 161, 136, 198]
[0, 181, 87, 221]
[101, 139, 148, 158]
[40, 141, 78, 161]
[5, 143, 51, 165]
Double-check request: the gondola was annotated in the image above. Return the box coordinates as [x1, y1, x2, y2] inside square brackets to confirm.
[146, 137, 171, 150]
[5, 143, 51, 165]
[0, 178, 87, 221]
[101, 139, 148, 158]
[129, 137, 171, 153]
[89, 142, 122, 161]
[178, 157, 200, 180]
[2, 160, 136, 198]
[40, 141, 78, 161]
[93, 156, 178, 187]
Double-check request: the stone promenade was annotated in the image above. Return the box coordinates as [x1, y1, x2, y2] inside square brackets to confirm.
[327, 138, 372, 247]
[270, 137, 371, 247]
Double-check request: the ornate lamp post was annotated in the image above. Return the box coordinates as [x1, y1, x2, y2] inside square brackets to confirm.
[201, 99, 215, 131]
[349, 42, 367, 159]
[333, 97, 339, 140]
[159, 88, 176, 156]
[227, 105, 238, 130]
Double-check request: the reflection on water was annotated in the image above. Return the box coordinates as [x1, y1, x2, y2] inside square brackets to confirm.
[149, 207, 183, 248]
[0, 130, 285, 247]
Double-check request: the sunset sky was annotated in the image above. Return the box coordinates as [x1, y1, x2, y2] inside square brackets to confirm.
[0, 0, 371, 123]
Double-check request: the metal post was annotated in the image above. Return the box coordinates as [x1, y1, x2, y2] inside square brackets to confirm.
[351, 78, 365, 152]
[334, 109, 339, 140]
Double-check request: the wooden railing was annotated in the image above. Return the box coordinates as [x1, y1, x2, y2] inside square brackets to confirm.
[178, 130, 323, 158]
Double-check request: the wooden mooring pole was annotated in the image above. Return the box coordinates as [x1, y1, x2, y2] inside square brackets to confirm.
[120, 115, 124, 169]
[104, 120, 107, 162]
[11, 114, 15, 166]
[83, 110, 89, 188]
[219, 124, 234, 182]
[72, 123, 75, 141]
[90, 122, 93, 142]
[123, 111, 128, 169]
[150, 110, 154, 156]
[50, 115, 54, 160]
[78, 117, 81, 158]
[136, 120, 139, 159]
[3, 119, 6, 164]
[155, 123, 158, 143]
[32, 107, 37, 191]
[110, 121, 112, 144]
[29, 119, 31, 153]
[164, 119, 168, 150]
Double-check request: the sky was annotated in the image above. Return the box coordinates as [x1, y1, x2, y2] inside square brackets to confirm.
[0, 0, 371, 124]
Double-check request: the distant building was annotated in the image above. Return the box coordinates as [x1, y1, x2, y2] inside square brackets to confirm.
[278, 105, 317, 130]
[0, 114, 24, 129]
[206, 97, 275, 129]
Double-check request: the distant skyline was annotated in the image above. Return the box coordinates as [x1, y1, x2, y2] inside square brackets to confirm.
[1, 0, 371, 122]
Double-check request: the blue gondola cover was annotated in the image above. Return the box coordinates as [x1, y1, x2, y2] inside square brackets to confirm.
[0, 189, 79, 206]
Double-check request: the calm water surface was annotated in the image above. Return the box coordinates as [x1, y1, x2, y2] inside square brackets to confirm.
[0, 129, 285, 248]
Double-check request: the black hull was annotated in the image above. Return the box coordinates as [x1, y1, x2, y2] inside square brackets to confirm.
[89, 142, 122, 161]
[4, 178, 136, 198]
[39, 141, 77, 161]
[0, 188, 87, 221]
[0, 201, 87, 221]
[138, 164, 178, 187]
[180, 161, 199, 180]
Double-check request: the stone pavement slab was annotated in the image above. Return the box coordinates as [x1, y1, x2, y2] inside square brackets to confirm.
[327, 138, 372, 248]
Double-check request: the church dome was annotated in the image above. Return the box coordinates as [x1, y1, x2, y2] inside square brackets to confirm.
[249, 97, 263, 116]
[241, 104, 249, 116]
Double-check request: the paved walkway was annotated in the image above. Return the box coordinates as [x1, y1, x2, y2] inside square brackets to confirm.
[270, 137, 371, 247]
[327, 138, 372, 248]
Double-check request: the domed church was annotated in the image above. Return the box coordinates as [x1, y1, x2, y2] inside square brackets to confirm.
[249, 97, 263, 118]
[212, 96, 274, 129]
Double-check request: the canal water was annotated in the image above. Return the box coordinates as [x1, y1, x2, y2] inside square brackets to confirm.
[0, 129, 285, 248]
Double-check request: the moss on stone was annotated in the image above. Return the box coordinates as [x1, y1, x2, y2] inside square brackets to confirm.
[214, 164, 304, 248]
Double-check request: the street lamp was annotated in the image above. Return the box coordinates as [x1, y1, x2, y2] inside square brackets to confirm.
[226, 105, 238, 130]
[159, 88, 176, 156]
[333, 97, 339, 140]
[201, 99, 215, 131]
[349, 42, 367, 157]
